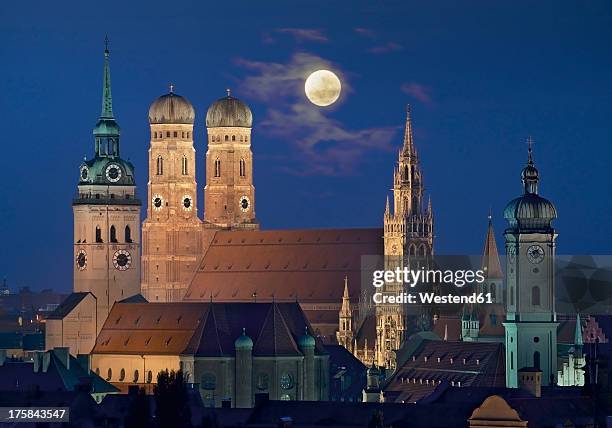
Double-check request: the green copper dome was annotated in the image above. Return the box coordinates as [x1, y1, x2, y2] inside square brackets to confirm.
[234, 328, 253, 350]
[298, 328, 316, 348]
[206, 92, 253, 128]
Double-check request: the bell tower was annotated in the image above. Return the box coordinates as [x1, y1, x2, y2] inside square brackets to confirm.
[72, 39, 141, 331]
[141, 87, 203, 302]
[503, 140, 559, 387]
[203, 90, 258, 230]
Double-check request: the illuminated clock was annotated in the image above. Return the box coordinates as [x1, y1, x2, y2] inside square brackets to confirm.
[526, 245, 545, 264]
[113, 249, 132, 271]
[183, 195, 193, 211]
[239, 195, 250, 212]
[76, 249, 87, 270]
[105, 164, 122, 182]
[152, 194, 163, 211]
[280, 373, 294, 390]
[80, 166, 89, 181]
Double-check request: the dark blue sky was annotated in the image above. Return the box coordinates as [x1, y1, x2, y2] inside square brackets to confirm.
[1, 1, 611, 291]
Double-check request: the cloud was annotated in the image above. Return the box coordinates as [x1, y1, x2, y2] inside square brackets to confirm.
[354, 27, 377, 38]
[235, 53, 398, 175]
[368, 42, 403, 54]
[274, 28, 328, 43]
[400, 82, 433, 105]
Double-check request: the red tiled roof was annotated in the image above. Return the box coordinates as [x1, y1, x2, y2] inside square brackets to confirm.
[184, 228, 383, 304]
[92, 301, 325, 357]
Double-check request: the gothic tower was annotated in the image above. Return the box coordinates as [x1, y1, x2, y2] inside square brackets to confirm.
[141, 87, 203, 302]
[73, 40, 141, 331]
[203, 90, 258, 230]
[503, 141, 559, 387]
[378, 107, 434, 369]
[337, 277, 354, 352]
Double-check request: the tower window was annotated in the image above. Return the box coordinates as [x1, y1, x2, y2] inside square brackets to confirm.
[245, 136, 248, 142]
[125, 225, 132, 243]
[240, 135, 244, 142]
[225, 135, 229, 141]
[239, 158, 246, 177]
[182, 131, 185, 138]
[166, 131, 170, 137]
[96, 226, 103, 243]
[182, 156, 188, 175]
[154, 132, 157, 138]
[532, 286, 541, 306]
[232, 135, 236, 141]
[187, 132, 190, 138]
[157, 156, 163, 175]
[174, 131, 178, 138]
[214, 159, 221, 177]
[110, 225, 117, 243]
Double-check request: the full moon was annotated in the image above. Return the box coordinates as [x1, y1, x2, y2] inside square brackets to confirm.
[304, 70, 341, 107]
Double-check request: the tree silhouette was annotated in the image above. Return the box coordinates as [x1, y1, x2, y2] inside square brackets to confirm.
[154, 369, 192, 428]
[124, 387, 150, 428]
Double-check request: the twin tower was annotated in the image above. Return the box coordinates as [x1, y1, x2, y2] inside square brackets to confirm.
[141, 87, 258, 302]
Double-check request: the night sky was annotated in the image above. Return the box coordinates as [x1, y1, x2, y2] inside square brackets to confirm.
[1, 1, 611, 292]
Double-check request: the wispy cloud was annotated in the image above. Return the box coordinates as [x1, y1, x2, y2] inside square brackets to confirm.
[235, 53, 397, 175]
[401, 82, 433, 105]
[368, 42, 403, 54]
[354, 27, 376, 39]
[274, 28, 328, 43]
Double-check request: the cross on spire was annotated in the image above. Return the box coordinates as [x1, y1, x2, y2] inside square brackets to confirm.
[526, 136, 534, 164]
[169, 83, 174, 93]
[226, 88, 231, 97]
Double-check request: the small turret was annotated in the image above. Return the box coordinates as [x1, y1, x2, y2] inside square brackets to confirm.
[235, 328, 253, 407]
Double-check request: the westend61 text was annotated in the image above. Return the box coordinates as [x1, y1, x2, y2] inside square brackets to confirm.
[372, 292, 493, 305]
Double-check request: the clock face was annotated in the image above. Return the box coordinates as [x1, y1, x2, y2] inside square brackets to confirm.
[76, 249, 87, 270]
[239, 195, 250, 212]
[152, 194, 163, 211]
[113, 249, 132, 271]
[105, 164, 122, 182]
[183, 195, 193, 211]
[527, 245, 545, 264]
[280, 373, 294, 390]
[80, 166, 89, 181]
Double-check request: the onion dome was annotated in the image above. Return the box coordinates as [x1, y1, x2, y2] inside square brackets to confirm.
[504, 141, 557, 230]
[148, 87, 195, 124]
[206, 89, 253, 128]
[298, 327, 316, 349]
[234, 328, 253, 350]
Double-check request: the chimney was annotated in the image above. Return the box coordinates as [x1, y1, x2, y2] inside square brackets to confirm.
[76, 354, 91, 373]
[52, 347, 70, 370]
[518, 368, 542, 398]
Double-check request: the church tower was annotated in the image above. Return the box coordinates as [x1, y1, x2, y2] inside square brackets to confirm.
[481, 213, 504, 304]
[378, 107, 434, 369]
[203, 90, 258, 229]
[141, 88, 203, 302]
[72, 40, 141, 329]
[337, 277, 354, 352]
[503, 141, 559, 387]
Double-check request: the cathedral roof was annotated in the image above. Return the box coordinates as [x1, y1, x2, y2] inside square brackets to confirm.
[148, 91, 195, 124]
[92, 301, 325, 357]
[206, 92, 253, 128]
[183, 228, 383, 304]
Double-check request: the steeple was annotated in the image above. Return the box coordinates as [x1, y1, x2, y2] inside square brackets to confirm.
[402, 105, 416, 157]
[521, 136, 539, 194]
[101, 36, 113, 120]
[340, 276, 351, 316]
[93, 36, 120, 157]
[482, 213, 503, 279]
[574, 314, 583, 347]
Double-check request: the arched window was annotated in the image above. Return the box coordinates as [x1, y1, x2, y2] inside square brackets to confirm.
[125, 225, 132, 243]
[214, 159, 221, 177]
[187, 132, 190, 138]
[532, 286, 541, 306]
[134, 370, 139, 383]
[240, 135, 244, 142]
[232, 135, 236, 141]
[154, 132, 157, 138]
[225, 135, 229, 141]
[166, 131, 170, 137]
[182, 131, 185, 138]
[533, 351, 540, 369]
[239, 158, 246, 177]
[147, 371, 153, 383]
[409, 245, 416, 256]
[119, 368, 126, 381]
[156, 156, 163, 175]
[245, 136, 248, 142]
[182, 156, 188, 175]
[110, 225, 117, 243]
[419, 245, 426, 257]
[403, 165, 409, 181]
[107, 368, 112, 381]
[95, 226, 103, 243]
[174, 131, 178, 138]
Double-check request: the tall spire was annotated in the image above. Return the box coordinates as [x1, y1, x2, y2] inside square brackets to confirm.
[101, 35, 114, 119]
[385, 195, 390, 216]
[340, 276, 351, 316]
[482, 214, 503, 278]
[402, 104, 416, 156]
[574, 314, 583, 347]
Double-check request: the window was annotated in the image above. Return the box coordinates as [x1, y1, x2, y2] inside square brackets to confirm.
[239, 158, 246, 177]
[214, 159, 221, 177]
[182, 156, 188, 175]
[256, 373, 269, 391]
[232, 135, 236, 141]
[166, 131, 170, 137]
[419, 245, 426, 257]
[510, 287, 514, 306]
[201, 373, 216, 390]
[96, 226, 103, 243]
[225, 135, 229, 141]
[532, 286, 541, 306]
[403, 165, 409, 181]
[187, 132, 190, 138]
[110, 225, 117, 243]
[134, 370, 139, 382]
[157, 156, 163, 175]
[147, 371, 153, 383]
[510, 352, 514, 370]
[119, 368, 126, 381]
[125, 225, 132, 243]
[182, 131, 185, 138]
[174, 131, 178, 138]
[107, 368, 112, 381]
[154, 132, 157, 138]
[245, 136, 248, 142]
